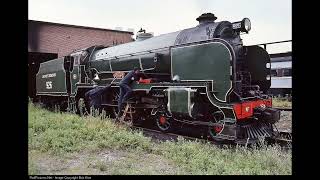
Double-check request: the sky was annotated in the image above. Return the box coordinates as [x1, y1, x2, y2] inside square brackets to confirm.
[28, 0, 292, 53]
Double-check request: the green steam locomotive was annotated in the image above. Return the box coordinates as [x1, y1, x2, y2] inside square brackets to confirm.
[35, 13, 280, 143]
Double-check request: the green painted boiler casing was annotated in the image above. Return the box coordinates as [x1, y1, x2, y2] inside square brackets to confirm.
[88, 21, 239, 80]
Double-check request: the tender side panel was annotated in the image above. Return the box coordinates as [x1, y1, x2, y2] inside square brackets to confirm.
[36, 58, 68, 95]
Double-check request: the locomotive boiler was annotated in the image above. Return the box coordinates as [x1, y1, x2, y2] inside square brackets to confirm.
[35, 13, 280, 143]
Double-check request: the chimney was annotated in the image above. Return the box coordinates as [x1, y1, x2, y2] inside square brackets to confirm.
[196, 13, 217, 25]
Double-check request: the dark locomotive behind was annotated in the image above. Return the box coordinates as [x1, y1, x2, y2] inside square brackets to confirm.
[33, 13, 280, 143]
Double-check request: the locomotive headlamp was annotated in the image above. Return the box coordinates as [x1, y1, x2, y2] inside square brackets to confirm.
[241, 18, 251, 32]
[232, 18, 251, 33]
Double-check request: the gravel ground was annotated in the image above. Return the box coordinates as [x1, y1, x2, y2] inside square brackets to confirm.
[29, 149, 184, 175]
[275, 111, 292, 132]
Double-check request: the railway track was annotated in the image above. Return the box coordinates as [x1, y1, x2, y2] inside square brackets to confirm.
[273, 107, 292, 148]
[131, 126, 205, 143]
[130, 125, 236, 148]
[110, 104, 292, 149]
[271, 131, 292, 148]
[274, 107, 292, 111]
[127, 123, 292, 149]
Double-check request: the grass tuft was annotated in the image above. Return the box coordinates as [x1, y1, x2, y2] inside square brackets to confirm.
[28, 103, 152, 155]
[272, 98, 292, 108]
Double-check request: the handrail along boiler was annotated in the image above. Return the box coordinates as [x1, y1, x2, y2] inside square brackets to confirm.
[35, 13, 280, 142]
